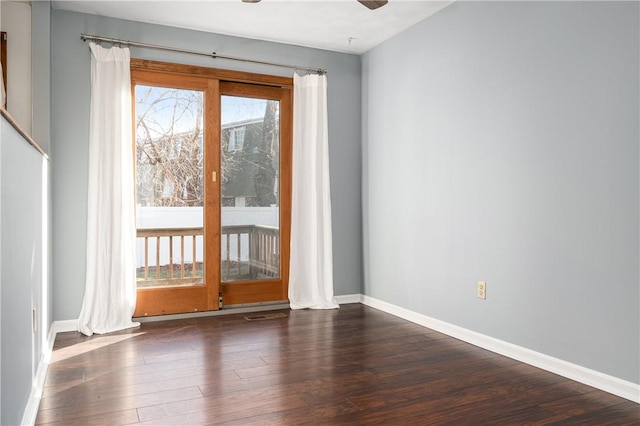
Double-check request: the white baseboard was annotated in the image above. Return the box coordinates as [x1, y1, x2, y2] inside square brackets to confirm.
[20, 325, 57, 425]
[20, 362, 46, 426]
[361, 294, 640, 404]
[52, 319, 78, 334]
[335, 294, 362, 304]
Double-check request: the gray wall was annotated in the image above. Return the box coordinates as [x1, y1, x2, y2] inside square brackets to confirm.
[0, 4, 52, 423]
[51, 10, 362, 321]
[362, 2, 639, 384]
[1, 115, 49, 425]
[33, 1, 54, 358]
[32, 0, 51, 155]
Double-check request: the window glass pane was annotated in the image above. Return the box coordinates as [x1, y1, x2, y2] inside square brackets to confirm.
[221, 95, 280, 282]
[135, 85, 205, 288]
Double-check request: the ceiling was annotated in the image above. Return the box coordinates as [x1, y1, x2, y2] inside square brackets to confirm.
[51, 0, 452, 54]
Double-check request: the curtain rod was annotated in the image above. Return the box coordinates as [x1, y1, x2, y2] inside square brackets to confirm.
[80, 33, 327, 75]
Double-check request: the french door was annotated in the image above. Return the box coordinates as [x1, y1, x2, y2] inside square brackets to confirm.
[131, 62, 291, 317]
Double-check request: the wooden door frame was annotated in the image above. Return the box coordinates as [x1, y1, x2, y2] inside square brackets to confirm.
[1, 32, 7, 108]
[218, 82, 292, 306]
[130, 60, 292, 316]
[131, 70, 219, 317]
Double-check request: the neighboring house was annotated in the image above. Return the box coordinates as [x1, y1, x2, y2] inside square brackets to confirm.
[222, 115, 280, 208]
[136, 115, 280, 209]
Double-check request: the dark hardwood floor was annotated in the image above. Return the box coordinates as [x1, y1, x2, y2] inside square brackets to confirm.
[36, 304, 639, 425]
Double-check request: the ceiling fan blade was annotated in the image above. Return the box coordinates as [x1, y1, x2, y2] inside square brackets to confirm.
[357, 0, 388, 10]
[242, 0, 261, 3]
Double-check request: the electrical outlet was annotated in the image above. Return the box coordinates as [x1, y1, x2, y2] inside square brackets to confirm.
[477, 281, 486, 300]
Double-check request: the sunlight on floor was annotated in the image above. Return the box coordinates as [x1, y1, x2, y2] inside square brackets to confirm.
[51, 332, 146, 363]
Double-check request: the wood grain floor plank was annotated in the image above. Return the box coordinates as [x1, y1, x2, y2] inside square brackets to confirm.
[36, 408, 139, 426]
[36, 386, 203, 424]
[218, 400, 362, 426]
[137, 382, 306, 423]
[39, 369, 241, 411]
[544, 401, 640, 425]
[37, 304, 639, 425]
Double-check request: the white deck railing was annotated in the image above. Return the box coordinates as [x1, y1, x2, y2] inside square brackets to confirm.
[136, 225, 279, 287]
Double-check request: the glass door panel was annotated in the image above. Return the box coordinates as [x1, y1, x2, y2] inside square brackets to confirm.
[135, 85, 205, 288]
[220, 95, 281, 282]
[131, 67, 290, 314]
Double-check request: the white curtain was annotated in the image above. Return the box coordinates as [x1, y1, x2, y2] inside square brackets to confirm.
[78, 43, 139, 336]
[289, 73, 339, 310]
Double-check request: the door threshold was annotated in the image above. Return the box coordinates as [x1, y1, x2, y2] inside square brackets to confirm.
[134, 301, 290, 323]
